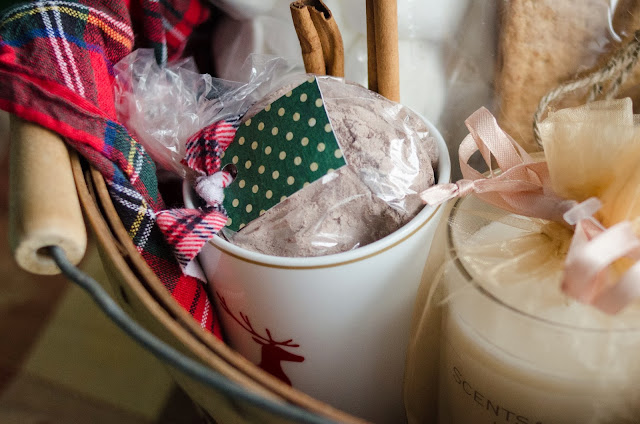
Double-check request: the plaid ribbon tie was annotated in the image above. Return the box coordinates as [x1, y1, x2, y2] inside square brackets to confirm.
[155, 117, 240, 280]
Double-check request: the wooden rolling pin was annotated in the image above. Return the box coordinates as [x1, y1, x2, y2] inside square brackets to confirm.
[9, 116, 87, 275]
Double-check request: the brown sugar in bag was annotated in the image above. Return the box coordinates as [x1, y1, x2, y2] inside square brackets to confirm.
[495, 0, 616, 151]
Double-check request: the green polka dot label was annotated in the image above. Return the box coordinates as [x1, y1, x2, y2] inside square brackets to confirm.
[221, 77, 346, 231]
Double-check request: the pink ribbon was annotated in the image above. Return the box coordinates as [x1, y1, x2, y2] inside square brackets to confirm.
[562, 201, 640, 314]
[421, 107, 572, 223]
[426, 107, 640, 314]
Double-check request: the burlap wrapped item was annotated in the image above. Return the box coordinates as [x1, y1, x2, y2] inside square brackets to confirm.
[495, 0, 640, 151]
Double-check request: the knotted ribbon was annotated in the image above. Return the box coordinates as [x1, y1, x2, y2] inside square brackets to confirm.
[155, 118, 240, 281]
[422, 107, 640, 313]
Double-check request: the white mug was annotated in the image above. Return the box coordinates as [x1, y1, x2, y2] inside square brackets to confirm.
[184, 118, 451, 424]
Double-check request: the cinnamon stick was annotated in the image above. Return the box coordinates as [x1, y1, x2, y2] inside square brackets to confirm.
[366, 0, 378, 93]
[308, 1, 344, 77]
[291, 2, 326, 75]
[369, 0, 400, 102]
[291, 0, 344, 77]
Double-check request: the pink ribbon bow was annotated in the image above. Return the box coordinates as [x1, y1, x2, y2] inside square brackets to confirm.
[424, 107, 640, 314]
[421, 107, 573, 223]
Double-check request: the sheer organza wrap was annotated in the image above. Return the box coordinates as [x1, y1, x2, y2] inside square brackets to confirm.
[540, 98, 640, 231]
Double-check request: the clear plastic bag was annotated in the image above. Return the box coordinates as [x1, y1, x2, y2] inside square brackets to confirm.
[114, 49, 439, 257]
[209, 0, 469, 165]
[113, 49, 292, 177]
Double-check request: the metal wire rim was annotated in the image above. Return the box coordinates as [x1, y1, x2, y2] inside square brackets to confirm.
[48, 245, 340, 424]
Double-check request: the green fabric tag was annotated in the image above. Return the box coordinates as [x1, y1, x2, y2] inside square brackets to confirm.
[221, 77, 346, 231]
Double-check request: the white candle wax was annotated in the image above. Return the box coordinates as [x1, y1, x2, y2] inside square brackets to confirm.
[438, 196, 640, 424]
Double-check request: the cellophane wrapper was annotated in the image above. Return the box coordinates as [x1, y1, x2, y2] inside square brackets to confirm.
[114, 49, 439, 257]
[113, 49, 293, 177]
[442, 0, 636, 175]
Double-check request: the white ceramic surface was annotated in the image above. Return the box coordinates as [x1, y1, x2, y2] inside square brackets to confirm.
[211, 14, 304, 81]
[210, 0, 358, 81]
[209, 0, 277, 20]
[345, 35, 447, 123]
[340, 0, 470, 41]
[184, 119, 451, 424]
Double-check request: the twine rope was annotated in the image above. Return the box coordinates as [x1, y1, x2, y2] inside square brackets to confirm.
[533, 29, 640, 147]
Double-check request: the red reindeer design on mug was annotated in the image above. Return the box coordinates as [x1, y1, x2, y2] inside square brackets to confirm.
[217, 293, 304, 386]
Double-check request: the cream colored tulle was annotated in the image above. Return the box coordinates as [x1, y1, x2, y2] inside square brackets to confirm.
[539, 98, 640, 230]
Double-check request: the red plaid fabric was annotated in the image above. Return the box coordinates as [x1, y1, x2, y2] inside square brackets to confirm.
[183, 117, 240, 175]
[0, 0, 223, 338]
[155, 206, 227, 280]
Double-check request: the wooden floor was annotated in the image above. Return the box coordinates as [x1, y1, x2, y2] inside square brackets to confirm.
[0, 119, 205, 422]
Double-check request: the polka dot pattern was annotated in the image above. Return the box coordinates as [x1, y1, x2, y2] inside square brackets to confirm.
[221, 77, 347, 231]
